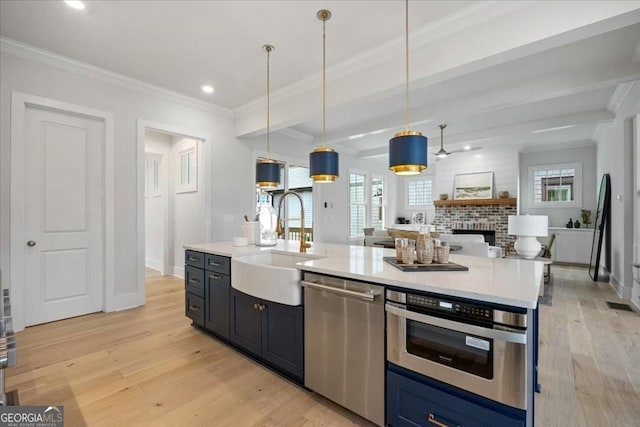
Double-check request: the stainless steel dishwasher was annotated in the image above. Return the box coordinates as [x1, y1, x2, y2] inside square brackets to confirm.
[302, 272, 384, 426]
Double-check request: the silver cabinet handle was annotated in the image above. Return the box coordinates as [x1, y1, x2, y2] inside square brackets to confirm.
[188, 256, 199, 262]
[210, 274, 223, 280]
[188, 305, 200, 312]
[27, 240, 36, 247]
[385, 303, 526, 344]
[209, 261, 222, 266]
[301, 280, 380, 301]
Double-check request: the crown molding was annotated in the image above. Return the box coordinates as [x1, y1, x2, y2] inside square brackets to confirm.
[608, 81, 636, 114]
[0, 37, 234, 119]
[235, 1, 524, 116]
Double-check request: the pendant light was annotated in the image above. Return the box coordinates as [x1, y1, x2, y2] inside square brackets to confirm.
[256, 44, 281, 189]
[309, 9, 339, 183]
[436, 124, 449, 158]
[389, 0, 428, 175]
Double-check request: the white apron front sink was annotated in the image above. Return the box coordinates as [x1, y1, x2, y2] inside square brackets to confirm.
[231, 252, 322, 306]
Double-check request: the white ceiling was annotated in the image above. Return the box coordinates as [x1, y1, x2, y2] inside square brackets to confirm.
[2, 0, 639, 160]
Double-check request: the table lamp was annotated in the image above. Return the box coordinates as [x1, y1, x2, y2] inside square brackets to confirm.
[508, 215, 548, 259]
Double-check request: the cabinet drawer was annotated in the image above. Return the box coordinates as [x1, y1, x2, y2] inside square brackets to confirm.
[205, 254, 230, 274]
[185, 292, 205, 327]
[207, 271, 230, 287]
[185, 266, 205, 297]
[185, 250, 205, 268]
[387, 369, 524, 427]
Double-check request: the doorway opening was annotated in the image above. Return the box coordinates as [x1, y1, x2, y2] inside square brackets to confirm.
[140, 122, 210, 279]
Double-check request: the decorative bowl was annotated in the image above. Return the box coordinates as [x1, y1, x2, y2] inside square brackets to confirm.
[439, 193, 449, 200]
[498, 191, 509, 198]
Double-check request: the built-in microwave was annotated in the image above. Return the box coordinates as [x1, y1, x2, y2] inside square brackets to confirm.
[386, 290, 530, 410]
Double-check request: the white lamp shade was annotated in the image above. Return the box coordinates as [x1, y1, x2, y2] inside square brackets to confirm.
[508, 215, 548, 237]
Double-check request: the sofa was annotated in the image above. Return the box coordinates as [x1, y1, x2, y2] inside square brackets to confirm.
[364, 230, 392, 247]
[437, 234, 502, 257]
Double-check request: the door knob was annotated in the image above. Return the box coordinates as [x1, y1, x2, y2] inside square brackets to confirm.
[27, 240, 36, 247]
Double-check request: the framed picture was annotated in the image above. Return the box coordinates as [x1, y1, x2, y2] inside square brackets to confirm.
[454, 172, 494, 199]
[411, 211, 426, 224]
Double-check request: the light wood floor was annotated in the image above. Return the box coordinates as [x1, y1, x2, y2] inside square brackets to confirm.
[6, 266, 640, 426]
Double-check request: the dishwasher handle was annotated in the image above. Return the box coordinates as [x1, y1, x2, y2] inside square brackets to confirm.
[301, 280, 381, 302]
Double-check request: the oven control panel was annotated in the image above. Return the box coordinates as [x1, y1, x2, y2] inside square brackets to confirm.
[407, 293, 492, 321]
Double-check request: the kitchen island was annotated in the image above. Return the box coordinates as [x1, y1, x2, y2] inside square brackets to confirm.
[183, 240, 542, 426]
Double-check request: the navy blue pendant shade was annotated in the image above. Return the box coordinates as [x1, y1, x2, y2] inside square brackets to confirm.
[309, 147, 339, 183]
[256, 160, 280, 189]
[389, 131, 428, 175]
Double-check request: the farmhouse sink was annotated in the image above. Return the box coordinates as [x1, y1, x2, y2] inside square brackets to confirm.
[231, 251, 323, 306]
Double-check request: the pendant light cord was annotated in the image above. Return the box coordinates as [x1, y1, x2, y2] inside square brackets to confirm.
[322, 16, 327, 148]
[405, 0, 409, 132]
[265, 45, 272, 159]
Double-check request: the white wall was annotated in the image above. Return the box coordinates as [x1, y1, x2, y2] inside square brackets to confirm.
[251, 135, 400, 245]
[519, 146, 597, 227]
[435, 146, 519, 199]
[0, 51, 254, 313]
[312, 153, 399, 245]
[394, 146, 519, 225]
[144, 130, 172, 271]
[171, 136, 206, 276]
[596, 83, 639, 298]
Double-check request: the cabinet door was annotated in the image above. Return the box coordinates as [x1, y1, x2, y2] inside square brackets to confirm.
[387, 370, 524, 427]
[229, 288, 262, 355]
[261, 302, 304, 381]
[205, 272, 230, 339]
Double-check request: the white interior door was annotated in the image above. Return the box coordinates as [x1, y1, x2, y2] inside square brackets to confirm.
[23, 106, 104, 326]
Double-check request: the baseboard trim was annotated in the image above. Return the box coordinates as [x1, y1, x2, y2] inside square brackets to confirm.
[145, 258, 163, 272]
[609, 274, 632, 299]
[173, 265, 185, 279]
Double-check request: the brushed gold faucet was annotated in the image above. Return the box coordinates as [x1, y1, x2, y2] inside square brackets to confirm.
[275, 191, 310, 253]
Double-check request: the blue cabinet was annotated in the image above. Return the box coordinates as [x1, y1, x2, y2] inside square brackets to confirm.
[185, 251, 231, 339]
[387, 368, 525, 427]
[205, 271, 230, 339]
[230, 288, 304, 382]
[229, 288, 262, 355]
[261, 299, 304, 380]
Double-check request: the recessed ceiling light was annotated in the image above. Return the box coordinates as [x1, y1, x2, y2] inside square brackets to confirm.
[464, 145, 471, 150]
[64, 1, 85, 10]
[201, 85, 214, 94]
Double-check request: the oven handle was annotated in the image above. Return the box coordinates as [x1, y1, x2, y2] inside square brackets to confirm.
[385, 303, 526, 344]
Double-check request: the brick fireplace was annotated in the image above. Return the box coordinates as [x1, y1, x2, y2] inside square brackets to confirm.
[432, 198, 517, 250]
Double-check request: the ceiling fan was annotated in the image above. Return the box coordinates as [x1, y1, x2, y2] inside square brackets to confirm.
[433, 124, 482, 160]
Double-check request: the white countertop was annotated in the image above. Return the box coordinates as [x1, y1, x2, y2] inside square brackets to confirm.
[184, 240, 543, 309]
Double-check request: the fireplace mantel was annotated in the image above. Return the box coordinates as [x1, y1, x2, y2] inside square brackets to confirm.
[434, 198, 516, 207]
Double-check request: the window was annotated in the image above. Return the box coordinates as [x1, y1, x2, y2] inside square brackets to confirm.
[407, 178, 433, 207]
[176, 144, 197, 193]
[258, 161, 314, 242]
[528, 162, 582, 208]
[349, 173, 366, 237]
[371, 177, 384, 230]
